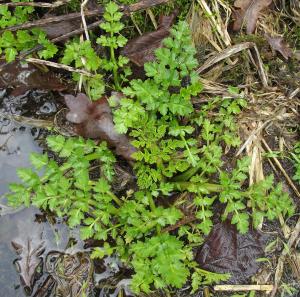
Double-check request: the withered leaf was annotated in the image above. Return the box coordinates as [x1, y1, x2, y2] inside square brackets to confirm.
[233, 0, 272, 34]
[0, 61, 67, 95]
[41, 19, 79, 40]
[12, 238, 45, 295]
[196, 221, 266, 283]
[122, 10, 178, 66]
[65, 93, 136, 161]
[265, 34, 293, 60]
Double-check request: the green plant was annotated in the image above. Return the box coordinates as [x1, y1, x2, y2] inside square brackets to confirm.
[0, 0, 34, 29]
[61, 39, 105, 99]
[113, 21, 202, 191]
[96, 1, 131, 90]
[61, 2, 130, 99]
[129, 233, 190, 292]
[113, 20, 294, 233]
[0, 29, 58, 62]
[191, 268, 230, 293]
[99, 0, 191, 36]
[7, 136, 117, 231]
[7, 18, 295, 295]
[0, 1, 58, 62]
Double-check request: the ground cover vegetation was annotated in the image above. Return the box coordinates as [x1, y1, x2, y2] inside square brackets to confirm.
[1, 0, 299, 296]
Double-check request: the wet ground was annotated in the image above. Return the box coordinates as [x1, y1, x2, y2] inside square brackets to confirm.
[0, 88, 132, 297]
[0, 89, 56, 296]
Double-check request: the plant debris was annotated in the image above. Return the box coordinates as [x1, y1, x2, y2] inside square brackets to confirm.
[45, 251, 94, 297]
[265, 34, 293, 60]
[232, 0, 272, 34]
[196, 221, 266, 283]
[122, 10, 178, 66]
[11, 238, 45, 295]
[0, 61, 67, 96]
[64, 93, 136, 161]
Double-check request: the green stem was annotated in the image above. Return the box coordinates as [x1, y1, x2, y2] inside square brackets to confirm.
[108, 192, 122, 207]
[174, 181, 223, 193]
[148, 195, 161, 233]
[90, 217, 100, 228]
[181, 135, 197, 167]
[89, 181, 123, 207]
[88, 198, 118, 214]
[110, 33, 121, 90]
[105, 223, 123, 232]
[85, 152, 102, 161]
[171, 164, 202, 182]
[148, 195, 156, 212]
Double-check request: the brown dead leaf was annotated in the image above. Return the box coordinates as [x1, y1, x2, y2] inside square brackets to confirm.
[233, 0, 272, 34]
[196, 221, 266, 283]
[41, 19, 79, 39]
[122, 10, 178, 66]
[65, 93, 136, 161]
[12, 238, 45, 295]
[265, 34, 293, 60]
[36, 0, 100, 39]
[0, 60, 67, 95]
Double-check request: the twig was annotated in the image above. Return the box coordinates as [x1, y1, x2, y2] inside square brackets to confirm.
[251, 44, 269, 88]
[79, 0, 90, 91]
[236, 108, 287, 157]
[1, 0, 170, 33]
[33, 276, 55, 297]
[25, 57, 93, 76]
[0, 0, 171, 70]
[1, 1, 70, 8]
[146, 8, 158, 29]
[236, 119, 271, 157]
[197, 0, 231, 47]
[196, 42, 268, 87]
[130, 14, 143, 35]
[214, 285, 274, 292]
[162, 215, 197, 233]
[204, 287, 210, 297]
[81, 0, 90, 41]
[262, 138, 300, 199]
[271, 217, 300, 297]
[0, 8, 103, 33]
[51, 20, 102, 43]
[0, 111, 53, 129]
[122, 0, 170, 14]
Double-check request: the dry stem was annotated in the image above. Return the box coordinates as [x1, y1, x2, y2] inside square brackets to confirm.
[25, 57, 93, 76]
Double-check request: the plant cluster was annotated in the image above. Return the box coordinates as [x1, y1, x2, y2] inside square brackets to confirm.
[61, 2, 131, 99]
[6, 3, 295, 295]
[113, 21, 294, 234]
[0, 2, 129, 101]
[0, 0, 34, 29]
[0, 0, 58, 62]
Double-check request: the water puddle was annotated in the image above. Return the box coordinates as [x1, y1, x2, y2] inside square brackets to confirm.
[0, 88, 128, 297]
[0, 208, 70, 297]
[0, 88, 66, 297]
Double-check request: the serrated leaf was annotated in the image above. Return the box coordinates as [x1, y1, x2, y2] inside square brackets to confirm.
[91, 247, 105, 259]
[30, 153, 48, 169]
[46, 135, 65, 152]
